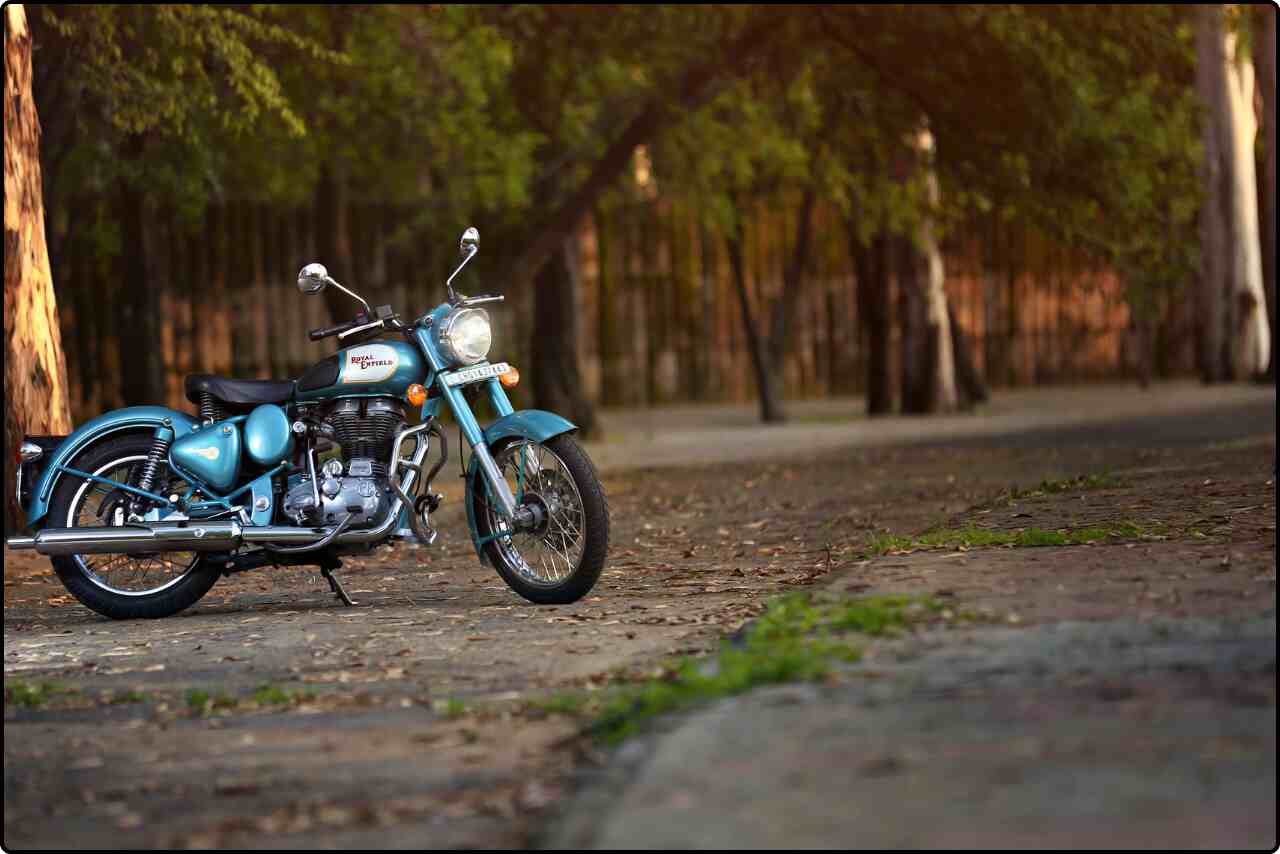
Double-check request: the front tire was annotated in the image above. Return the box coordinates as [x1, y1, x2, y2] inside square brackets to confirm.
[472, 434, 609, 605]
[46, 434, 220, 620]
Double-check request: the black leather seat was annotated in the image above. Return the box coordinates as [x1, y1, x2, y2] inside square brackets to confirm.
[184, 374, 295, 407]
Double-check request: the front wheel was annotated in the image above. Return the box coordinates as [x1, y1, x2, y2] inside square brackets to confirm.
[472, 434, 609, 604]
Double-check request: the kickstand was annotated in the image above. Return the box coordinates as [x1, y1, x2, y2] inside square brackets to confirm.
[319, 558, 357, 606]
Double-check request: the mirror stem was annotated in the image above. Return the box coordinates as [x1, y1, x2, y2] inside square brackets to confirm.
[445, 245, 478, 304]
[326, 275, 373, 316]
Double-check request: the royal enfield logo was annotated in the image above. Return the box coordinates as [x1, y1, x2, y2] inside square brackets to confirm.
[341, 344, 399, 384]
[191, 446, 220, 461]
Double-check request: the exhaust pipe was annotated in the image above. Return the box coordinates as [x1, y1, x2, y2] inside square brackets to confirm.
[8, 522, 246, 556]
[7, 518, 391, 557]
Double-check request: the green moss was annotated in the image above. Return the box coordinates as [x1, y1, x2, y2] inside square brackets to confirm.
[867, 521, 1152, 554]
[252, 683, 310, 706]
[110, 689, 150, 705]
[185, 688, 236, 715]
[4, 680, 65, 708]
[1025, 472, 1121, 496]
[434, 697, 469, 718]
[534, 593, 938, 744]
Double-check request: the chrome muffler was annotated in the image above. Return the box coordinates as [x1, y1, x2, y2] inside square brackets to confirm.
[7, 522, 246, 556]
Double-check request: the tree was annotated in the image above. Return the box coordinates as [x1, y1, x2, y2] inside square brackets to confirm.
[896, 128, 959, 413]
[4, 4, 72, 530]
[28, 6, 328, 402]
[1195, 5, 1270, 381]
[1255, 3, 1277, 381]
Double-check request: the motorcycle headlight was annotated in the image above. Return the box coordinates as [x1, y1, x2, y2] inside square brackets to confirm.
[439, 308, 492, 366]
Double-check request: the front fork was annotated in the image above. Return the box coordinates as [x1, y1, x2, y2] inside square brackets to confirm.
[434, 376, 519, 518]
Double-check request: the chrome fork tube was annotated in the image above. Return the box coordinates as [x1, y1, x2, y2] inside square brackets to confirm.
[471, 443, 518, 518]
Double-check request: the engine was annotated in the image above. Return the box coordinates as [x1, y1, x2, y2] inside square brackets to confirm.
[282, 397, 406, 528]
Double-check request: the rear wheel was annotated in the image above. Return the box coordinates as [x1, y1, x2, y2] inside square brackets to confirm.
[46, 434, 220, 620]
[472, 434, 609, 604]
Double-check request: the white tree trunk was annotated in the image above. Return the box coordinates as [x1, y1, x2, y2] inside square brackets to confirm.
[1223, 28, 1270, 377]
[915, 127, 959, 410]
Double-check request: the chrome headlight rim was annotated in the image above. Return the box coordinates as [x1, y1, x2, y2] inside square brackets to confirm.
[439, 307, 493, 367]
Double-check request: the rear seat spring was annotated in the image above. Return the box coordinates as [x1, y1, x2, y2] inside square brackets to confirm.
[198, 391, 228, 423]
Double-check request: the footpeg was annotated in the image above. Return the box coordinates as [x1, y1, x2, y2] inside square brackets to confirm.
[321, 566, 357, 606]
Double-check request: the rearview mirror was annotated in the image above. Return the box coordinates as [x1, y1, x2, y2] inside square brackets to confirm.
[297, 263, 328, 294]
[459, 227, 479, 257]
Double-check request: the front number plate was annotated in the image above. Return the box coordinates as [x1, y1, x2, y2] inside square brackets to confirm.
[443, 362, 510, 387]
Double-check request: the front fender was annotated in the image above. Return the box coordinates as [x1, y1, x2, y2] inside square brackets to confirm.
[26, 406, 200, 526]
[481, 409, 576, 446]
[464, 409, 577, 564]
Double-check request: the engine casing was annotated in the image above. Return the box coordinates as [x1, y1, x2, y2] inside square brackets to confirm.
[282, 458, 392, 528]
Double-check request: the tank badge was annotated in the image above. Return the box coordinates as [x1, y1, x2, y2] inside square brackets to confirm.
[341, 344, 399, 384]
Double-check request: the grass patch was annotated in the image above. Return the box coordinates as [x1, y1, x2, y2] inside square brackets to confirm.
[866, 521, 1151, 555]
[533, 593, 939, 744]
[185, 688, 237, 716]
[997, 472, 1122, 505]
[251, 683, 311, 706]
[434, 697, 469, 718]
[109, 689, 150, 705]
[4, 680, 67, 708]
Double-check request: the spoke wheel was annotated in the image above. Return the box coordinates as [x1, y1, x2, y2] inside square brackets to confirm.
[67, 455, 200, 596]
[46, 434, 220, 620]
[473, 434, 609, 605]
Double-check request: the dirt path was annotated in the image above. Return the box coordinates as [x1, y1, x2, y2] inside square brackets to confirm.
[3, 387, 1275, 848]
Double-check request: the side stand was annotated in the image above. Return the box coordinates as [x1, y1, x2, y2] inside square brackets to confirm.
[319, 555, 357, 606]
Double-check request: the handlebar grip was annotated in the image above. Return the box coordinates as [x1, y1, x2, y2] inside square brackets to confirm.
[308, 321, 353, 341]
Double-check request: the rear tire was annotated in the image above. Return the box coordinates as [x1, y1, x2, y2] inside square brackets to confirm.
[46, 434, 220, 620]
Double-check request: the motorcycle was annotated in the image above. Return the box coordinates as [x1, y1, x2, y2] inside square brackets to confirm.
[7, 228, 610, 619]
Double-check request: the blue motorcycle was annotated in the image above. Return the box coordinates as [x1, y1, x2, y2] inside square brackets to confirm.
[8, 228, 610, 618]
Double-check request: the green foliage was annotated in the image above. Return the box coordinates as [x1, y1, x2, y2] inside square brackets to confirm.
[866, 521, 1154, 554]
[534, 593, 939, 744]
[29, 4, 1213, 329]
[251, 683, 310, 706]
[4, 680, 66, 708]
[1008, 472, 1123, 501]
[185, 688, 237, 716]
[434, 697, 469, 719]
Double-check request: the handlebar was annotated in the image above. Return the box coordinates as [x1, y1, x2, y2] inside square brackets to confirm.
[308, 318, 363, 341]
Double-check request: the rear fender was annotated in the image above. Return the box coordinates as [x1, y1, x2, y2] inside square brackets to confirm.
[25, 406, 200, 527]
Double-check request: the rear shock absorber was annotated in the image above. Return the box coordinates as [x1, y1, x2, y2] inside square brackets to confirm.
[134, 433, 173, 503]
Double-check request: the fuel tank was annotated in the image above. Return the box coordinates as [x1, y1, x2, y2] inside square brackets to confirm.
[294, 340, 426, 402]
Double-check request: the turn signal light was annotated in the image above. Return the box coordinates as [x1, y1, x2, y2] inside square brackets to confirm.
[499, 366, 521, 388]
[406, 384, 428, 406]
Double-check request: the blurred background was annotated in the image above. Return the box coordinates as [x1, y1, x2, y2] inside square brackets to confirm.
[4, 4, 1275, 444]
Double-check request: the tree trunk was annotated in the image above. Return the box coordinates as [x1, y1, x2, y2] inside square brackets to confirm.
[4, 4, 73, 531]
[1196, 5, 1271, 380]
[913, 128, 959, 411]
[1256, 3, 1277, 381]
[1196, 6, 1232, 381]
[896, 235, 929, 413]
[531, 237, 599, 436]
[1223, 27, 1270, 377]
[766, 187, 818, 366]
[947, 298, 989, 405]
[725, 231, 785, 423]
[852, 230, 892, 416]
